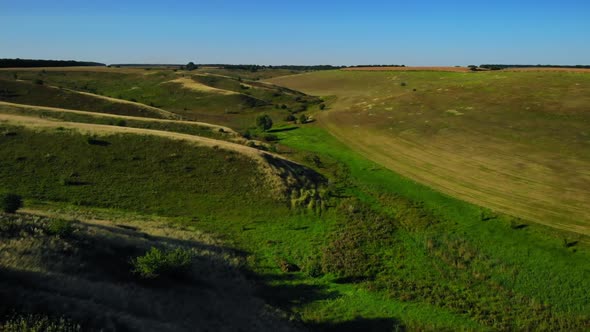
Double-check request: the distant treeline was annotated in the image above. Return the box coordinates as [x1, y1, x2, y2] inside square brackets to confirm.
[109, 64, 183, 67]
[0, 58, 106, 68]
[201, 64, 345, 71]
[347, 64, 406, 68]
[480, 64, 590, 70]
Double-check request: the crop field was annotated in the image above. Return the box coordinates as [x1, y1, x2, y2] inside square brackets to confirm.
[269, 70, 590, 235]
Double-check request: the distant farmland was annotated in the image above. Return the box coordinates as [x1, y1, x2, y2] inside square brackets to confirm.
[269, 70, 590, 235]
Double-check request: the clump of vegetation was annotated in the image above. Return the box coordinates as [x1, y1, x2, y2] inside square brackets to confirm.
[1, 193, 23, 213]
[46, 219, 75, 238]
[132, 247, 193, 279]
[284, 114, 296, 122]
[255, 114, 273, 131]
[319, 103, 326, 110]
[1, 314, 80, 332]
[262, 133, 279, 142]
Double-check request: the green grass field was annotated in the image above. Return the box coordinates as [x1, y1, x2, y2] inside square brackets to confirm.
[0, 67, 589, 331]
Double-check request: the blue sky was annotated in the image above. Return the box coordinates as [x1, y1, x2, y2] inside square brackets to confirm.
[1, 0, 589, 65]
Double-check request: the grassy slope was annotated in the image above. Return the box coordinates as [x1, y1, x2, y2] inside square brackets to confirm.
[0, 102, 235, 141]
[273, 125, 590, 330]
[0, 124, 481, 330]
[268, 70, 590, 235]
[0, 79, 170, 119]
[0, 68, 320, 129]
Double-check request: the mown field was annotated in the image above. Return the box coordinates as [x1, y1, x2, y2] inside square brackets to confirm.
[269, 70, 590, 235]
[0, 67, 589, 331]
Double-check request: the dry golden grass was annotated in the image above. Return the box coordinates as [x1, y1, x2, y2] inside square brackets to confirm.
[165, 77, 238, 95]
[270, 70, 590, 235]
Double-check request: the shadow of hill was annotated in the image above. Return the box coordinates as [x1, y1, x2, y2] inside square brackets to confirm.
[308, 317, 406, 332]
[0, 213, 300, 332]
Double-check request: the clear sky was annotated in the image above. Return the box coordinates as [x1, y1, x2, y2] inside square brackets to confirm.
[1, 0, 589, 66]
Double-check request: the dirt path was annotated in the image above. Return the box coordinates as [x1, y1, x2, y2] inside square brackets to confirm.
[165, 77, 238, 95]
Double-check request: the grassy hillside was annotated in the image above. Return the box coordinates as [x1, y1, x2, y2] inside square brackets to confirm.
[0, 79, 172, 119]
[1, 68, 589, 331]
[0, 102, 236, 141]
[0, 68, 321, 129]
[269, 70, 590, 235]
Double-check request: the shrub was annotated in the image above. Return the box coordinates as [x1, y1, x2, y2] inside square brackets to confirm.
[115, 119, 127, 127]
[255, 114, 273, 131]
[400, 82, 407, 87]
[132, 247, 193, 279]
[319, 104, 326, 110]
[1, 314, 80, 332]
[284, 114, 296, 122]
[1, 193, 23, 213]
[34, 79, 44, 85]
[241, 129, 252, 139]
[46, 219, 75, 237]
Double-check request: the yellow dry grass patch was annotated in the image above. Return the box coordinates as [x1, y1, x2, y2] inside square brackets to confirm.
[319, 111, 590, 236]
[166, 77, 237, 95]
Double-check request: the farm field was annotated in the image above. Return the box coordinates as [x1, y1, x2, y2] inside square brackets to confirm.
[0, 66, 589, 331]
[269, 70, 590, 235]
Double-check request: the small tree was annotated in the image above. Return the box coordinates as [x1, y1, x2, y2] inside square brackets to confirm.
[256, 114, 273, 131]
[186, 62, 197, 71]
[1, 193, 23, 213]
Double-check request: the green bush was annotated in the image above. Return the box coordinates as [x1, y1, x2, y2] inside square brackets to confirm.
[46, 219, 75, 237]
[255, 114, 273, 131]
[132, 247, 193, 279]
[1, 193, 23, 213]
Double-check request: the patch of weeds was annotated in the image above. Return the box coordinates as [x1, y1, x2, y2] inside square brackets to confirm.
[131, 247, 193, 280]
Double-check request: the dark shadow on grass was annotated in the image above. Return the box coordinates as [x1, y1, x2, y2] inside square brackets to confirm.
[267, 126, 300, 133]
[253, 273, 339, 309]
[308, 317, 406, 332]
